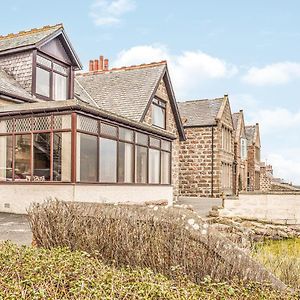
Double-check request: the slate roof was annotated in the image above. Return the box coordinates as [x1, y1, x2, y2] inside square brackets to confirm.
[0, 68, 34, 101]
[75, 62, 166, 122]
[0, 24, 62, 53]
[177, 98, 224, 127]
[232, 112, 240, 130]
[245, 125, 256, 146]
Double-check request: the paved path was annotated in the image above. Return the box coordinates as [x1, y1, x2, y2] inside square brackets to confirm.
[0, 213, 32, 246]
[177, 197, 222, 217]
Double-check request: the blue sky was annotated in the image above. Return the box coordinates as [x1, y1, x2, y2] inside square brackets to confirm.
[1, 0, 300, 184]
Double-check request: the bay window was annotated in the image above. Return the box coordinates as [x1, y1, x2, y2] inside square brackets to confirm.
[35, 53, 69, 101]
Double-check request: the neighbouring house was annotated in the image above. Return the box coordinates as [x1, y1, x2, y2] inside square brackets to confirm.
[178, 95, 235, 198]
[245, 123, 261, 191]
[232, 110, 248, 194]
[0, 24, 185, 214]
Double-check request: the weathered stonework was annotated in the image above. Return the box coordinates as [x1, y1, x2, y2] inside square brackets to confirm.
[0, 51, 33, 93]
[143, 79, 181, 199]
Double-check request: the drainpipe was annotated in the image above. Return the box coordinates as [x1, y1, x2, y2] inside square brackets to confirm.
[211, 126, 214, 197]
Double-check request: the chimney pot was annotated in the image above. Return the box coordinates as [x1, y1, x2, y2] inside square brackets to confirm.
[99, 55, 104, 71]
[104, 58, 109, 70]
[89, 60, 94, 72]
[94, 59, 99, 71]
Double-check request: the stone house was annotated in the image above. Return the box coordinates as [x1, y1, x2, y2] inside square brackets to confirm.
[232, 110, 248, 194]
[245, 123, 261, 191]
[0, 24, 185, 213]
[178, 95, 235, 198]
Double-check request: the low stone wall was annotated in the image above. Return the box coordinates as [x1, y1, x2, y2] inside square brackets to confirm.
[220, 193, 300, 225]
[0, 184, 173, 214]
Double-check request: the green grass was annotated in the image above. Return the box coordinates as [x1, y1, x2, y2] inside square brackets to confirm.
[253, 238, 300, 290]
[0, 242, 295, 299]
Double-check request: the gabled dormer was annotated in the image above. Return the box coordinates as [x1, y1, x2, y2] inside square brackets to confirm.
[0, 24, 82, 102]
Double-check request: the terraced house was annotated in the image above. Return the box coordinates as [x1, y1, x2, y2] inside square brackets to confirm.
[178, 96, 235, 198]
[0, 24, 185, 214]
[232, 110, 248, 194]
[245, 123, 261, 191]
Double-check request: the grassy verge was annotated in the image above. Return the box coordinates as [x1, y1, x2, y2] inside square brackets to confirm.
[253, 238, 300, 290]
[0, 242, 295, 299]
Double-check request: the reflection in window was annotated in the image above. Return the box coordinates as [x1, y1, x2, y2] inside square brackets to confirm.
[118, 142, 133, 183]
[15, 135, 31, 181]
[0, 136, 13, 181]
[77, 133, 98, 182]
[36, 67, 50, 97]
[100, 138, 117, 182]
[149, 149, 160, 184]
[53, 73, 67, 100]
[53, 132, 71, 181]
[161, 151, 171, 184]
[33, 133, 51, 181]
[135, 146, 147, 183]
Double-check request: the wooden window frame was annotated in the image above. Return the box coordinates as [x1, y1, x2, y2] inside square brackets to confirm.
[152, 97, 167, 130]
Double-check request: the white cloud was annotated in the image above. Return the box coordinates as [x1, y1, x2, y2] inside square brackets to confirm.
[243, 62, 300, 86]
[113, 45, 238, 98]
[90, 0, 136, 26]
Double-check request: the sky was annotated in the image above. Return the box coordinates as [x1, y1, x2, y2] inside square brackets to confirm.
[1, 0, 300, 184]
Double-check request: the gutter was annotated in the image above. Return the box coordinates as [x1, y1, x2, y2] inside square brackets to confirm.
[0, 91, 36, 103]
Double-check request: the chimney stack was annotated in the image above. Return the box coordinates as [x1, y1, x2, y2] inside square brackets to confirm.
[94, 59, 99, 71]
[99, 56, 104, 71]
[89, 60, 94, 72]
[104, 58, 109, 70]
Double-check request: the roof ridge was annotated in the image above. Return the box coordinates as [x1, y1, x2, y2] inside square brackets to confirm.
[0, 23, 63, 41]
[178, 97, 225, 104]
[76, 60, 167, 77]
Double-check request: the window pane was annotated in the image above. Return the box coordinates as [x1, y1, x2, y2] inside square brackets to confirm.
[119, 127, 133, 142]
[33, 133, 50, 181]
[161, 140, 171, 151]
[53, 63, 68, 75]
[77, 115, 98, 134]
[53, 132, 71, 182]
[53, 115, 71, 130]
[77, 133, 98, 182]
[152, 104, 165, 128]
[33, 116, 51, 131]
[118, 142, 133, 183]
[135, 146, 147, 183]
[101, 123, 117, 138]
[150, 137, 160, 148]
[149, 149, 160, 184]
[0, 136, 13, 181]
[36, 67, 50, 97]
[161, 151, 171, 184]
[100, 138, 117, 182]
[37, 55, 51, 68]
[15, 118, 31, 132]
[15, 135, 31, 181]
[135, 132, 148, 146]
[0, 119, 13, 133]
[53, 73, 67, 100]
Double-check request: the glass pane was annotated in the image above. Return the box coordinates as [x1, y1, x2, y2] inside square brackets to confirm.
[53, 115, 71, 130]
[118, 142, 133, 183]
[36, 67, 50, 97]
[101, 123, 117, 138]
[53, 63, 68, 75]
[149, 149, 160, 184]
[135, 132, 148, 146]
[0, 136, 13, 181]
[161, 140, 171, 152]
[15, 118, 31, 132]
[33, 116, 51, 131]
[77, 115, 98, 134]
[152, 104, 165, 128]
[53, 73, 67, 100]
[150, 137, 160, 148]
[119, 127, 133, 142]
[0, 119, 13, 133]
[37, 55, 51, 68]
[14, 135, 31, 181]
[33, 133, 50, 181]
[100, 138, 117, 182]
[53, 132, 71, 182]
[161, 151, 171, 184]
[135, 146, 147, 183]
[77, 133, 98, 182]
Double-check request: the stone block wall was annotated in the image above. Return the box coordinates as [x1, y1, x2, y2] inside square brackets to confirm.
[0, 51, 33, 93]
[247, 145, 260, 191]
[260, 165, 272, 192]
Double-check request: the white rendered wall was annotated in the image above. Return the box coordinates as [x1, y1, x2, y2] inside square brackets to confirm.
[0, 184, 173, 214]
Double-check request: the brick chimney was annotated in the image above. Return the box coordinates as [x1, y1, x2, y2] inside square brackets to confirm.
[94, 59, 99, 71]
[104, 58, 109, 70]
[99, 56, 104, 71]
[89, 55, 109, 72]
[89, 60, 94, 72]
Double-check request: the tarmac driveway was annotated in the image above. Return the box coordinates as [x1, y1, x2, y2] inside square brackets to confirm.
[0, 213, 32, 246]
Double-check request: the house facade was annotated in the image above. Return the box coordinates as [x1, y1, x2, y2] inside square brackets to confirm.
[178, 95, 235, 198]
[0, 24, 185, 213]
[232, 110, 248, 194]
[245, 123, 261, 191]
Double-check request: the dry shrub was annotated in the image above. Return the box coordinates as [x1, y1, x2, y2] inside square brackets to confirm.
[28, 199, 286, 290]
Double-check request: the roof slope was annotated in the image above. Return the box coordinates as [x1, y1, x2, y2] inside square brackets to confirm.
[75, 62, 166, 122]
[177, 98, 224, 127]
[0, 24, 62, 53]
[0, 69, 34, 101]
[232, 112, 240, 130]
[245, 125, 256, 146]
